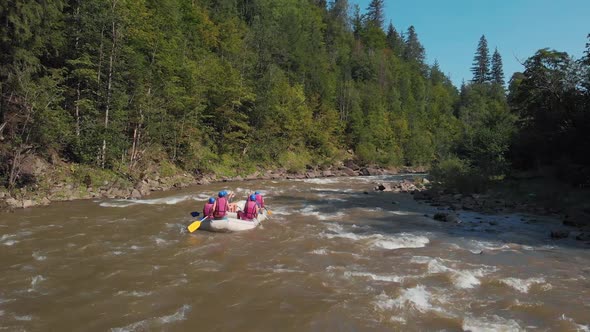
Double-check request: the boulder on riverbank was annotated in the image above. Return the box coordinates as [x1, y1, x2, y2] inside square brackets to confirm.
[550, 230, 570, 239]
[373, 178, 428, 193]
[433, 212, 462, 223]
[563, 208, 590, 228]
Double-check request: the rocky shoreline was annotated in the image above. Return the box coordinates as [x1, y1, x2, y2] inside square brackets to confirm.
[0, 161, 426, 210]
[372, 178, 590, 243]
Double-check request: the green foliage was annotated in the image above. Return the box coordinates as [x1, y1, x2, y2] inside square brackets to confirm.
[159, 159, 177, 178]
[508, 48, 589, 170]
[491, 48, 505, 86]
[431, 157, 488, 193]
[278, 150, 312, 173]
[69, 163, 124, 188]
[0, 0, 518, 191]
[471, 35, 490, 83]
[457, 83, 515, 177]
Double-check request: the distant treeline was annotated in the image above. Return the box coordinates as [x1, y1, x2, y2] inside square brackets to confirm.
[0, 0, 589, 190]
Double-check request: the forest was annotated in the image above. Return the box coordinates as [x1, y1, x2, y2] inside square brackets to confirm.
[1, 0, 589, 192]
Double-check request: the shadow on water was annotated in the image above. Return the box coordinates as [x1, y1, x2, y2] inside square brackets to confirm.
[270, 189, 589, 250]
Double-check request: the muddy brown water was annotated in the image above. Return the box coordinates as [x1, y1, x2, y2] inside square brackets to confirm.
[1, 175, 589, 331]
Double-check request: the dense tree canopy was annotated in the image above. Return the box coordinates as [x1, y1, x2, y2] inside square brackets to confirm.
[0, 0, 588, 190]
[0, 0, 461, 187]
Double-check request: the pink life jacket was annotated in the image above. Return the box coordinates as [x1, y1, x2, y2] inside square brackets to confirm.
[255, 194, 264, 208]
[214, 197, 228, 218]
[203, 203, 214, 217]
[242, 200, 258, 220]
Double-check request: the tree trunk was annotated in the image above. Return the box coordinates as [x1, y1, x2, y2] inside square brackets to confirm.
[130, 87, 147, 169]
[75, 82, 81, 137]
[101, 0, 118, 168]
[74, 0, 81, 137]
[97, 26, 105, 88]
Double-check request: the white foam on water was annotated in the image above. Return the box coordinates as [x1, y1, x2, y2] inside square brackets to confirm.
[29, 275, 45, 291]
[428, 259, 485, 289]
[301, 178, 341, 184]
[0, 310, 4, 316]
[321, 227, 430, 250]
[300, 205, 320, 215]
[116, 291, 153, 298]
[462, 315, 522, 332]
[389, 210, 413, 216]
[500, 277, 550, 293]
[344, 271, 404, 283]
[154, 238, 167, 246]
[267, 206, 291, 216]
[32, 251, 47, 261]
[272, 268, 303, 273]
[99, 201, 138, 208]
[158, 304, 191, 324]
[111, 304, 191, 332]
[374, 285, 435, 313]
[416, 257, 496, 289]
[324, 222, 344, 233]
[410, 256, 433, 264]
[0, 234, 15, 241]
[112, 251, 124, 256]
[311, 187, 353, 193]
[319, 212, 346, 221]
[14, 314, 33, 321]
[300, 205, 345, 220]
[111, 320, 149, 332]
[1, 234, 18, 246]
[311, 248, 328, 255]
[0, 298, 15, 305]
[560, 314, 590, 332]
[373, 234, 430, 250]
[100, 194, 199, 208]
[467, 240, 512, 252]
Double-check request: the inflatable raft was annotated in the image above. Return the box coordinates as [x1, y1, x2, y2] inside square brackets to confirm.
[199, 201, 268, 233]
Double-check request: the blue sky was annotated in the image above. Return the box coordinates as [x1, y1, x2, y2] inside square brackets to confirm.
[352, 0, 589, 87]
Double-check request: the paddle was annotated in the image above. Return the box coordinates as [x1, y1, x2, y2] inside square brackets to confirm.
[187, 216, 207, 233]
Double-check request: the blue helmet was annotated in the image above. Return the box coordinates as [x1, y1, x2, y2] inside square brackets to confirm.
[249, 194, 257, 201]
[208, 197, 215, 204]
[254, 191, 260, 195]
[218, 190, 227, 197]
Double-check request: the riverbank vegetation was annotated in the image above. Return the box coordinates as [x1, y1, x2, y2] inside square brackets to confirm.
[1, 0, 589, 203]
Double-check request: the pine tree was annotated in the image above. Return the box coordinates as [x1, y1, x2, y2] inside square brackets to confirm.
[351, 4, 362, 39]
[491, 48, 505, 86]
[366, 0, 384, 28]
[386, 21, 404, 55]
[329, 0, 349, 26]
[430, 60, 445, 85]
[583, 34, 590, 91]
[403, 25, 425, 63]
[471, 35, 490, 84]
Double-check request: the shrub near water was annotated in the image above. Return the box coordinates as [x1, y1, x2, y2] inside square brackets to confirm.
[431, 157, 488, 193]
[279, 150, 312, 174]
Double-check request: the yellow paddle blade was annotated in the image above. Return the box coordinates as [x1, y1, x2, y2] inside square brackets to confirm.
[188, 218, 205, 233]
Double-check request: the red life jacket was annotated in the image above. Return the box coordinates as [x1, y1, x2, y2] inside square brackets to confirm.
[255, 194, 264, 208]
[214, 197, 228, 218]
[242, 200, 258, 220]
[203, 203, 214, 217]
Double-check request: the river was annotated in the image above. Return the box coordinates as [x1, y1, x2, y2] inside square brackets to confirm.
[1, 175, 589, 331]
